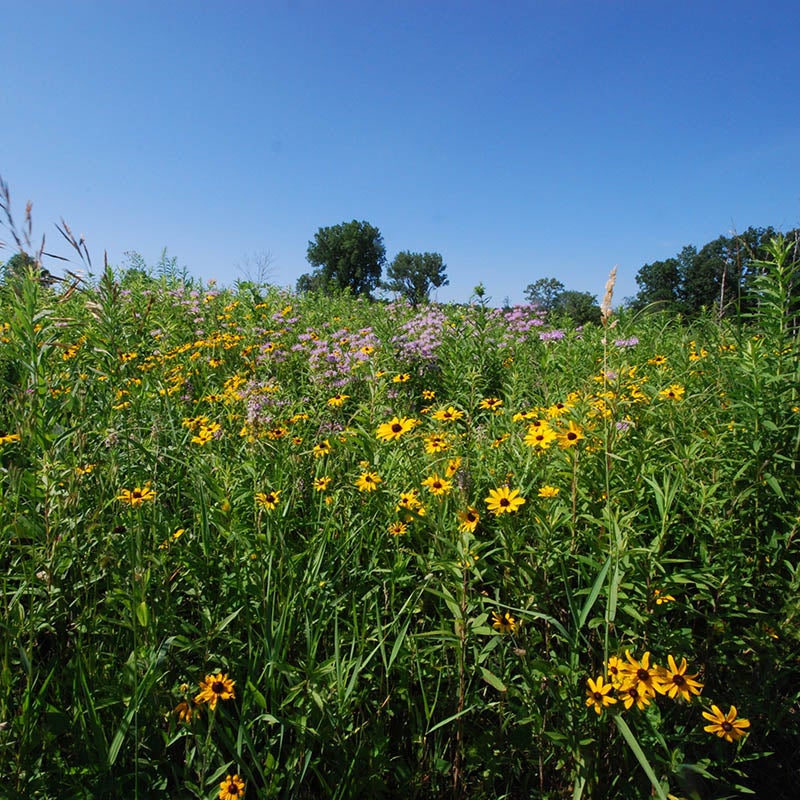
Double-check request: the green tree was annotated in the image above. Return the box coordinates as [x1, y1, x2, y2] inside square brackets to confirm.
[524, 277, 565, 312]
[1, 251, 54, 286]
[632, 257, 683, 312]
[553, 290, 601, 325]
[384, 251, 448, 305]
[300, 220, 386, 297]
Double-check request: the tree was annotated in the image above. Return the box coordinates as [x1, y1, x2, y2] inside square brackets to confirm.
[1, 251, 54, 286]
[632, 257, 682, 311]
[384, 251, 448, 305]
[553, 290, 601, 325]
[524, 277, 565, 312]
[301, 220, 386, 297]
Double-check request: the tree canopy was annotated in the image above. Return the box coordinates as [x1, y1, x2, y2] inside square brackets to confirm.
[524, 277, 565, 312]
[384, 251, 448, 305]
[631, 226, 797, 316]
[299, 220, 386, 297]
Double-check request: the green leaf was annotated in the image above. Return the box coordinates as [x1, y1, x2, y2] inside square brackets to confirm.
[480, 666, 507, 692]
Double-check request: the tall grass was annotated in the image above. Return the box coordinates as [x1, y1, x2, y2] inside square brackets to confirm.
[0, 240, 798, 799]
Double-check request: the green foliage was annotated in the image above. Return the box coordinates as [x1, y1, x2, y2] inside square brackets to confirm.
[524, 277, 565, 312]
[384, 250, 448, 305]
[300, 219, 386, 297]
[554, 289, 601, 325]
[632, 226, 797, 316]
[0, 253, 798, 798]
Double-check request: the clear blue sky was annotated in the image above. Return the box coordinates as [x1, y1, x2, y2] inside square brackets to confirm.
[2, 1, 798, 305]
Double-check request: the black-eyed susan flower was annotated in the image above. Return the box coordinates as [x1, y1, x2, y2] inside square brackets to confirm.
[117, 485, 156, 506]
[195, 672, 235, 710]
[479, 397, 503, 412]
[255, 490, 281, 510]
[424, 433, 450, 453]
[421, 473, 452, 496]
[702, 704, 750, 742]
[445, 457, 461, 477]
[174, 700, 198, 724]
[620, 683, 652, 711]
[491, 610, 518, 634]
[607, 655, 625, 688]
[485, 486, 526, 516]
[313, 440, 332, 458]
[585, 676, 617, 715]
[388, 521, 408, 536]
[431, 406, 464, 423]
[219, 773, 246, 800]
[457, 508, 480, 533]
[524, 425, 557, 450]
[659, 384, 685, 401]
[621, 651, 658, 698]
[355, 471, 381, 492]
[655, 655, 703, 701]
[557, 420, 584, 448]
[376, 416, 418, 442]
[0, 432, 21, 445]
[538, 485, 560, 498]
[327, 393, 349, 407]
[313, 476, 331, 492]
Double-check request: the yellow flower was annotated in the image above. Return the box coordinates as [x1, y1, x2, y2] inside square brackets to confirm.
[479, 397, 503, 411]
[422, 389, 436, 400]
[524, 424, 557, 450]
[655, 655, 703, 702]
[620, 683, 652, 711]
[313, 476, 331, 492]
[445, 457, 461, 477]
[648, 355, 668, 366]
[457, 508, 480, 533]
[557, 420, 584, 448]
[255, 490, 281, 510]
[491, 610, 518, 634]
[355, 471, 381, 492]
[585, 676, 617, 715]
[654, 588, 676, 605]
[659, 384, 685, 401]
[219, 773, 246, 800]
[607, 655, 625, 688]
[485, 486, 526, 515]
[327, 393, 349, 407]
[195, 672, 235, 710]
[620, 651, 658, 698]
[421, 473, 452, 496]
[392, 373, 410, 383]
[538, 485, 560, 498]
[702, 704, 750, 742]
[388, 521, 408, 536]
[431, 406, 465, 423]
[376, 416, 418, 442]
[174, 700, 198, 723]
[313, 439, 332, 457]
[424, 433, 450, 453]
[117, 485, 156, 506]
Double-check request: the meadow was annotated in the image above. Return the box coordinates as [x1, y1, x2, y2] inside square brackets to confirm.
[1, 242, 798, 799]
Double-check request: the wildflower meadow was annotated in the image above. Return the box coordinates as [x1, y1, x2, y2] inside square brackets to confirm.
[1, 238, 799, 798]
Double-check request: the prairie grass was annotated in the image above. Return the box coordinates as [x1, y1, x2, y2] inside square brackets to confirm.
[0, 240, 799, 799]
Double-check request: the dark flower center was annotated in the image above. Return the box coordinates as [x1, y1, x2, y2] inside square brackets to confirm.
[673, 674, 685, 686]
[212, 681, 225, 694]
[722, 721, 733, 732]
[391, 424, 402, 433]
[500, 498, 510, 507]
[637, 668, 650, 682]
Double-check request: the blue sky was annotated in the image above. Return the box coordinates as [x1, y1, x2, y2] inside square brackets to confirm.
[2, 1, 798, 305]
